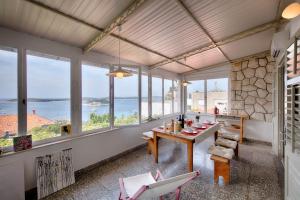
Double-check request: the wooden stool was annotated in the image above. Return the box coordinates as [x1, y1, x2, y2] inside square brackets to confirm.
[210, 155, 230, 185]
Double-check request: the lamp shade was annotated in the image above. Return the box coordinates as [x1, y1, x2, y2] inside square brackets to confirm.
[182, 80, 191, 86]
[107, 67, 133, 78]
[282, 2, 300, 19]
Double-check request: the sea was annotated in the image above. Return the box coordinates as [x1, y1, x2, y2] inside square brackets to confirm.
[0, 98, 151, 122]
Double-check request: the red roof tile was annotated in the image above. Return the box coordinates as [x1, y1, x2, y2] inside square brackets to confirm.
[0, 114, 53, 137]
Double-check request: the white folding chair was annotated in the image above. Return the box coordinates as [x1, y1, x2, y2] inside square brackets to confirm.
[119, 170, 200, 200]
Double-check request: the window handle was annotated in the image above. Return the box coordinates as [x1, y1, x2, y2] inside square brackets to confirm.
[22, 99, 26, 105]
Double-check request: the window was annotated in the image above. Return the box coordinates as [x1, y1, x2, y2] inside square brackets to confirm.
[82, 64, 110, 131]
[0, 48, 18, 148]
[141, 73, 149, 121]
[114, 67, 139, 126]
[27, 51, 70, 142]
[207, 78, 228, 114]
[173, 80, 181, 113]
[186, 80, 205, 113]
[152, 77, 163, 117]
[164, 79, 173, 115]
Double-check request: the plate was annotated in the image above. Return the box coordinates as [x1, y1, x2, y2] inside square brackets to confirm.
[182, 129, 198, 135]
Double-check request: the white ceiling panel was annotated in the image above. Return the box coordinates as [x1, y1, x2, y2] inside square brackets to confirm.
[159, 62, 192, 73]
[114, 0, 211, 58]
[0, 0, 98, 47]
[94, 35, 166, 66]
[183, 0, 279, 41]
[181, 48, 227, 69]
[219, 29, 275, 60]
[35, 0, 135, 28]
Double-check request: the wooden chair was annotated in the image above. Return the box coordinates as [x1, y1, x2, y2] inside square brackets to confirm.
[119, 170, 200, 200]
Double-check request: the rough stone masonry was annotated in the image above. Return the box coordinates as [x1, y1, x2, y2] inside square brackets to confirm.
[230, 54, 275, 122]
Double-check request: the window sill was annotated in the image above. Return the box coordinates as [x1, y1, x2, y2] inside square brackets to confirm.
[0, 127, 118, 158]
[0, 114, 179, 158]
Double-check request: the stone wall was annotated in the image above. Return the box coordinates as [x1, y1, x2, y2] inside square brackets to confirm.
[230, 54, 275, 122]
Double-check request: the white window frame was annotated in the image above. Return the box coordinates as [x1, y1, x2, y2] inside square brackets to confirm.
[1, 45, 182, 152]
[113, 66, 140, 128]
[81, 62, 111, 134]
[25, 50, 73, 147]
[184, 78, 229, 114]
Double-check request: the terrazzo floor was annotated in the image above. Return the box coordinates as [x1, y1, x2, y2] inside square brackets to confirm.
[43, 136, 283, 200]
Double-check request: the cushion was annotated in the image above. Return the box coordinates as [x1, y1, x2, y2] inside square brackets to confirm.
[218, 128, 240, 141]
[208, 145, 234, 160]
[123, 172, 156, 198]
[143, 131, 153, 138]
[216, 137, 237, 149]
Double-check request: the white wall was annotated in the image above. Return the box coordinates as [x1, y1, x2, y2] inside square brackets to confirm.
[244, 120, 273, 143]
[0, 27, 180, 191]
[0, 119, 170, 191]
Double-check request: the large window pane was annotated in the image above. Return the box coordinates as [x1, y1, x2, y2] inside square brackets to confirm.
[164, 79, 173, 115]
[152, 77, 162, 117]
[207, 78, 228, 114]
[141, 73, 149, 121]
[0, 48, 17, 148]
[27, 52, 70, 142]
[82, 64, 110, 131]
[186, 80, 205, 113]
[173, 80, 181, 113]
[114, 67, 139, 126]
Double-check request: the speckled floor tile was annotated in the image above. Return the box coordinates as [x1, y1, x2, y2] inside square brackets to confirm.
[42, 137, 283, 200]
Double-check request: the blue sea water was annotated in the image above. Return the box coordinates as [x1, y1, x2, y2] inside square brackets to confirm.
[0, 98, 143, 122]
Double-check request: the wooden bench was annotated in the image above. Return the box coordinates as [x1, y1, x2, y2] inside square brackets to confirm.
[215, 115, 248, 143]
[142, 131, 154, 154]
[142, 136, 154, 154]
[215, 137, 239, 157]
[210, 155, 231, 185]
[208, 145, 234, 185]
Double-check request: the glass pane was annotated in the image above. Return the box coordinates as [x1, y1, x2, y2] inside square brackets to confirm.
[114, 68, 139, 126]
[164, 79, 173, 115]
[173, 80, 181, 113]
[186, 80, 205, 113]
[152, 77, 162, 117]
[82, 64, 110, 131]
[27, 52, 70, 142]
[142, 74, 149, 121]
[0, 48, 17, 148]
[207, 78, 228, 114]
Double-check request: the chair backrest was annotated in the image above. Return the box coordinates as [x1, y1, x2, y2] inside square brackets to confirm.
[137, 171, 200, 199]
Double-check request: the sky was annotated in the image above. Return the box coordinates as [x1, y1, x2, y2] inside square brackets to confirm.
[0, 49, 18, 99]
[0, 49, 146, 99]
[0, 49, 227, 99]
[188, 78, 228, 93]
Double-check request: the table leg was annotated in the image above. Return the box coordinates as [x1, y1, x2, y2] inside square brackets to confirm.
[187, 142, 193, 172]
[153, 132, 158, 163]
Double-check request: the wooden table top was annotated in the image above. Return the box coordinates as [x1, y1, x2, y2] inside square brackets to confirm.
[152, 123, 220, 143]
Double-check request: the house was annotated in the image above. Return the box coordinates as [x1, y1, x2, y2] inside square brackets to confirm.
[0, 113, 54, 138]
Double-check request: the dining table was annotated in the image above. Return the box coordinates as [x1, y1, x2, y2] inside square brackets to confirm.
[152, 122, 220, 172]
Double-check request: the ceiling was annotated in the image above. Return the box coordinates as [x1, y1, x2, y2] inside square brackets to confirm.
[0, 0, 285, 74]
